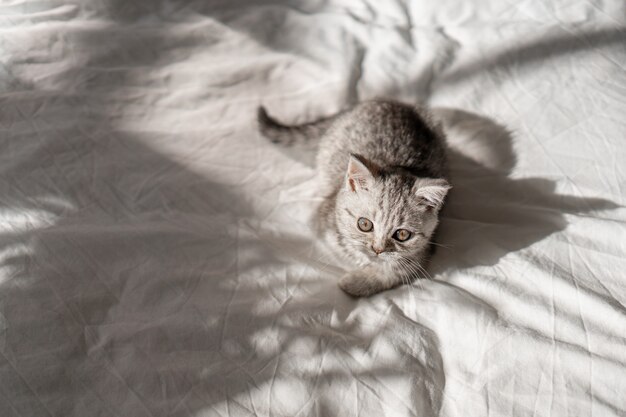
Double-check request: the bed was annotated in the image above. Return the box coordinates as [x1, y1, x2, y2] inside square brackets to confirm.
[1, 1, 625, 416]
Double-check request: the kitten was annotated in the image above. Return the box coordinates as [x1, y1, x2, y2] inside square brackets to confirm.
[257, 99, 450, 297]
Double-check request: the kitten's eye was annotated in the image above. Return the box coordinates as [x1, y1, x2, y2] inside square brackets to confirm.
[393, 229, 412, 242]
[357, 217, 373, 232]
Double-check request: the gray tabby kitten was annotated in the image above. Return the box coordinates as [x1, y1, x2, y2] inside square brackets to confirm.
[258, 99, 450, 297]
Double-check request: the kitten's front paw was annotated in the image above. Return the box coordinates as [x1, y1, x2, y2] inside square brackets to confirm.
[338, 272, 381, 297]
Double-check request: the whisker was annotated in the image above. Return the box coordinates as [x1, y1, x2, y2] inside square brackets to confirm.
[408, 259, 433, 279]
[395, 263, 414, 291]
[429, 241, 453, 249]
[401, 256, 432, 283]
[396, 258, 424, 290]
[408, 261, 432, 282]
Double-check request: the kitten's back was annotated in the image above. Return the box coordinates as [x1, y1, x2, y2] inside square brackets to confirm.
[317, 100, 448, 189]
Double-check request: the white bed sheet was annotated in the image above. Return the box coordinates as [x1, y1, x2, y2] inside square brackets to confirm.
[1, 1, 625, 416]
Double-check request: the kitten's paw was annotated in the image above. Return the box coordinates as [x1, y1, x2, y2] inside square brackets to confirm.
[338, 272, 381, 297]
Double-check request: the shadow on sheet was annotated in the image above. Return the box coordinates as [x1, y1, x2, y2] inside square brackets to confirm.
[0, 83, 443, 417]
[0, 3, 445, 416]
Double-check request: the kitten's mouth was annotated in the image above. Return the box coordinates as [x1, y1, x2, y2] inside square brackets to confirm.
[355, 246, 392, 264]
[365, 252, 389, 263]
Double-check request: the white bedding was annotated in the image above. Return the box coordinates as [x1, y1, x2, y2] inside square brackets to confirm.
[1, 1, 625, 416]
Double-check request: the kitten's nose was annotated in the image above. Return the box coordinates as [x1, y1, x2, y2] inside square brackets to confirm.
[371, 245, 384, 255]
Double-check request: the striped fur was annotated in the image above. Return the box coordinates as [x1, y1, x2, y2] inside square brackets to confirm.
[257, 99, 450, 297]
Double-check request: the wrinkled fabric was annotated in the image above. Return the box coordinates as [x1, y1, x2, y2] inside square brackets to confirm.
[1, 1, 625, 416]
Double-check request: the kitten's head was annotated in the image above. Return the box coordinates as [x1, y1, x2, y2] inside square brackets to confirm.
[334, 155, 450, 271]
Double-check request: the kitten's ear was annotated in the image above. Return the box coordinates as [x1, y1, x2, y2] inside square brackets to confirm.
[346, 155, 375, 192]
[413, 178, 451, 209]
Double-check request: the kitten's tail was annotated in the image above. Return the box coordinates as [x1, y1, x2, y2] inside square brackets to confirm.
[257, 106, 339, 146]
